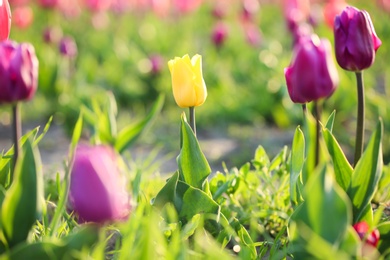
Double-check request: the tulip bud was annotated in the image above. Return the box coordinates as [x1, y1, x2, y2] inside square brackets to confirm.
[0, 41, 39, 104]
[334, 6, 382, 72]
[68, 144, 131, 223]
[59, 36, 78, 58]
[284, 35, 339, 103]
[211, 22, 228, 48]
[0, 0, 11, 41]
[168, 54, 207, 108]
[353, 221, 380, 247]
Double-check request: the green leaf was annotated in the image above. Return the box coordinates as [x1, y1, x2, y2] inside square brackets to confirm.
[152, 171, 180, 210]
[177, 113, 211, 190]
[377, 222, 390, 254]
[176, 181, 220, 223]
[348, 120, 383, 223]
[115, 94, 164, 153]
[0, 139, 44, 248]
[325, 110, 336, 133]
[290, 165, 351, 246]
[33, 116, 53, 145]
[0, 127, 39, 188]
[70, 112, 83, 158]
[290, 126, 304, 207]
[323, 129, 352, 191]
[2, 225, 99, 260]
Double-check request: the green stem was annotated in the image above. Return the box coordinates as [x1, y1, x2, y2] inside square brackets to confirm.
[12, 103, 21, 183]
[313, 101, 322, 167]
[354, 71, 365, 166]
[189, 106, 196, 136]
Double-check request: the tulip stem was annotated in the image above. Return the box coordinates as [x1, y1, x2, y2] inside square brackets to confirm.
[189, 107, 196, 136]
[354, 71, 365, 166]
[314, 101, 321, 167]
[11, 103, 21, 182]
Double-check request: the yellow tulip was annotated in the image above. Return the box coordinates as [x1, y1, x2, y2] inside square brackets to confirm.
[168, 54, 207, 108]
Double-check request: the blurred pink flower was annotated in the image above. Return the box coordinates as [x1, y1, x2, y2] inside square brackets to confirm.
[323, 0, 347, 27]
[85, 0, 112, 12]
[43, 26, 63, 44]
[0, 0, 11, 40]
[353, 222, 380, 248]
[211, 22, 228, 48]
[59, 36, 78, 58]
[243, 22, 261, 47]
[38, 0, 60, 9]
[283, 0, 311, 31]
[13, 6, 33, 29]
[377, 0, 390, 13]
[172, 0, 202, 14]
[69, 144, 131, 223]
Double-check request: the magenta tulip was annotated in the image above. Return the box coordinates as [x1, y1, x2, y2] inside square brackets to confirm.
[0, 41, 39, 104]
[68, 144, 131, 223]
[0, 0, 11, 40]
[334, 6, 382, 72]
[353, 222, 380, 248]
[284, 35, 339, 104]
[211, 22, 228, 48]
[59, 36, 78, 58]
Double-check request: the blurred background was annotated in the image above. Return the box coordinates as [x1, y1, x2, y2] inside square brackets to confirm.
[1, 0, 390, 172]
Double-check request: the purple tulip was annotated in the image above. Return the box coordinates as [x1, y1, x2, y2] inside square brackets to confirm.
[0, 41, 39, 104]
[284, 35, 339, 104]
[59, 36, 78, 58]
[68, 144, 131, 223]
[334, 6, 382, 71]
[211, 22, 228, 48]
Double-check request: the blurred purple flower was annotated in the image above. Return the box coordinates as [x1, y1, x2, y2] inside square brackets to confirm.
[59, 36, 78, 58]
[212, 22, 228, 48]
[149, 54, 163, 75]
[69, 144, 131, 223]
[0, 41, 39, 104]
[284, 35, 338, 103]
[38, 0, 60, 9]
[334, 6, 382, 72]
[43, 26, 63, 44]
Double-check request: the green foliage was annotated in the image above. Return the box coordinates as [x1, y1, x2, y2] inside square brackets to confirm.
[0, 139, 44, 248]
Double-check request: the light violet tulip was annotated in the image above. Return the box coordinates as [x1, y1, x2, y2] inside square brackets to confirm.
[168, 54, 207, 108]
[284, 35, 339, 103]
[0, 41, 39, 104]
[334, 6, 382, 72]
[69, 144, 131, 223]
[0, 0, 11, 40]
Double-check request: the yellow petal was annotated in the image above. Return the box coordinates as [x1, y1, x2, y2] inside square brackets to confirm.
[171, 57, 197, 107]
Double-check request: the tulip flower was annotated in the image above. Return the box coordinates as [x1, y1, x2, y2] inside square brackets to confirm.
[59, 36, 78, 58]
[334, 6, 382, 72]
[334, 6, 381, 166]
[0, 0, 11, 41]
[13, 6, 34, 29]
[353, 222, 380, 247]
[284, 35, 338, 104]
[212, 22, 228, 48]
[168, 54, 207, 108]
[285, 35, 338, 167]
[68, 144, 131, 223]
[168, 54, 207, 135]
[0, 41, 39, 104]
[0, 40, 39, 179]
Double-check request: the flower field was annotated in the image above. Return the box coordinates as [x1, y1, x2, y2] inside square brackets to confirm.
[1, 0, 390, 259]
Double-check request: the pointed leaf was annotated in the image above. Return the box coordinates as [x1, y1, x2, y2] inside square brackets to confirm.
[325, 110, 336, 133]
[377, 222, 390, 254]
[291, 165, 351, 245]
[115, 94, 164, 153]
[290, 126, 304, 207]
[348, 120, 383, 223]
[323, 129, 352, 191]
[0, 139, 44, 248]
[177, 113, 211, 190]
[152, 171, 180, 210]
